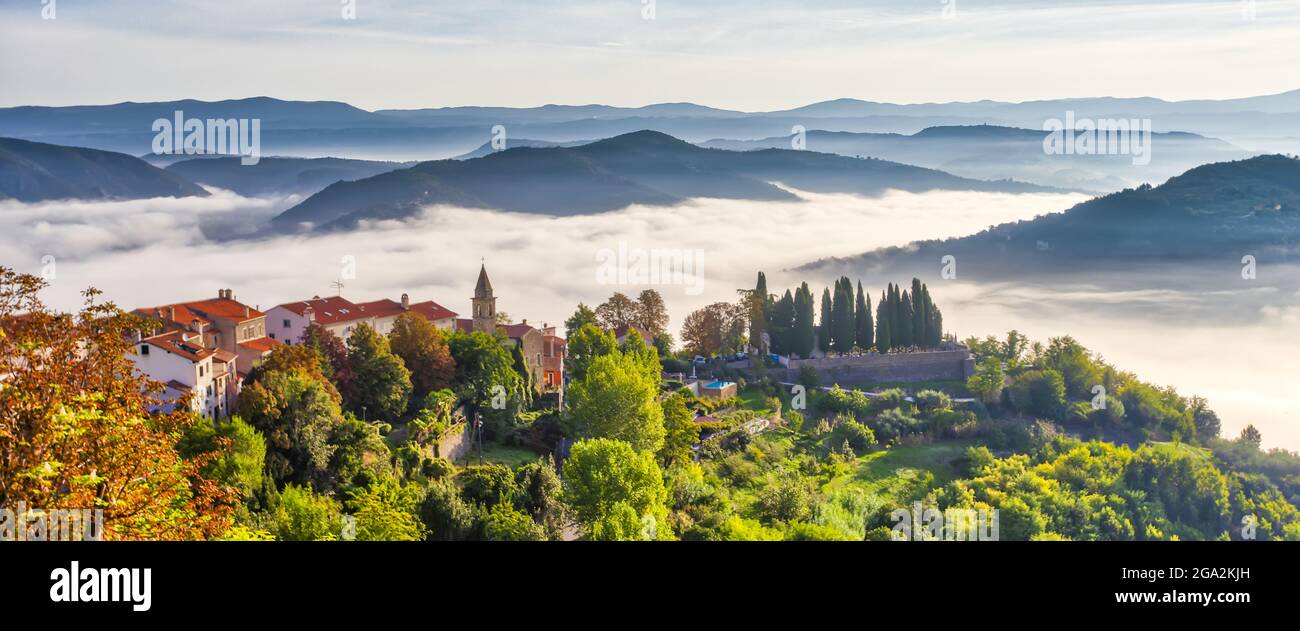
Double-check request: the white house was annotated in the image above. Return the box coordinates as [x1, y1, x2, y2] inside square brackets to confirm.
[130, 330, 237, 418]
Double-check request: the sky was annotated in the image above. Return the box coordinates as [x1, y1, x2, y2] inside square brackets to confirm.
[2, 0, 1298, 110]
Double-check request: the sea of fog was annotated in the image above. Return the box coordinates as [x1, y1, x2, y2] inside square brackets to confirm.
[4, 187, 1297, 450]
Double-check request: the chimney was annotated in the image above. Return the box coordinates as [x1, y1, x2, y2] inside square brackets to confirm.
[305, 307, 315, 323]
[522, 318, 527, 325]
[243, 306, 250, 318]
[401, 293, 410, 309]
[168, 306, 176, 321]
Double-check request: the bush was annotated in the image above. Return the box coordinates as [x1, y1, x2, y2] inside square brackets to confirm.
[916, 389, 953, 414]
[834, 419, 877, 452]
[756, 476, 813, 523]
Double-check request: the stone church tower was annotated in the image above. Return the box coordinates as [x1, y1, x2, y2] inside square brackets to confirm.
[472, 263, 496, 335]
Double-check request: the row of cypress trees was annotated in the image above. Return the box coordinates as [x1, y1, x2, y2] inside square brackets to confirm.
[755, 273, 943, 357]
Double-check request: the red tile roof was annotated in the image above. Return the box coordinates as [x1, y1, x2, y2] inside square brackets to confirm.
[273, 296, 366, 326]
[142, 330, 214, 362]
[238, 337, 280, 353]
[136, 297, 263, 326]
[407, 300, 457, 321]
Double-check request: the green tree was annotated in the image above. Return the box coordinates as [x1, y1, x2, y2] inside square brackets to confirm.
[447, 330, 526, 420]
[346, 323, 412, 422]
[177, 416, 266, 500]
[791, 283, 816, 358]
[239, 368, 342, 490]
[565, 323, 618, 382]
[419, 480, 476, 541]
[567, 351, 666, 453]
[967, 359, 1006, 405]
[771, 289, 796, 355]
[658, 393, 701, 468]
[855, 282, 873, 351]
[1008, 369, 1068, 420]
[269, 484, 342, 541]
[817, 287, 833, 353]
[875, 291, 892, 353]
[564, 303, 599, 339]
[346, 477, 425, 541]
[831, 279, 855, 353]
[563, 438, 672, 540]
[482, 502, 547, 540]
[514, 457, 569, 539]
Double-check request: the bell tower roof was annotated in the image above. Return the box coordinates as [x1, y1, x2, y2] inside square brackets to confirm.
[474, 263, 493, 298]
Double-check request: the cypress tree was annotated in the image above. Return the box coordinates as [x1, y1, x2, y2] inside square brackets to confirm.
[748, 272, 770, 352]
[911, 278, 925, 347]
[794, 283, 816, 358]
[818, 287, 833, 353]
[832, 282, 854, 353]
[771, 289, 795, 355]
[899, 289, 915, 348]
[876, 291, 892, 354]
[855, 281, 872, 351]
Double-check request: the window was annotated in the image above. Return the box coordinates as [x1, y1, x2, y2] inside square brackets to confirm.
[269, 333, 276, 340]
[140, 344, 149, 355]
[283, 319, 290, 328]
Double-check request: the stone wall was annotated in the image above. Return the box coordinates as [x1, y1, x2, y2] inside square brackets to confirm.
[776, 349, 975, 386]
[435, 422, 473, 463]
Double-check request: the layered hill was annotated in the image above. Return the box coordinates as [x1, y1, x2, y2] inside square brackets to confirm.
[271, 130, 1059, 231]
[0, 137, 209, 202]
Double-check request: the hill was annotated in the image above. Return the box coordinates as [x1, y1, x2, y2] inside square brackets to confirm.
[0, 137, 209, 202]
[271, 130, 1060, 231]
[804, 154, 1300, 277]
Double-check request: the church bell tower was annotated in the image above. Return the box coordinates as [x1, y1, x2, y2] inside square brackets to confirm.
[472, 263, 496, 335]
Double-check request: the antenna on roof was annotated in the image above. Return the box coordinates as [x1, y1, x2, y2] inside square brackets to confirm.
[331, 280, 345, 296]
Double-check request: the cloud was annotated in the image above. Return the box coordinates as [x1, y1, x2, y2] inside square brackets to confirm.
[5, 186, 1298, 450]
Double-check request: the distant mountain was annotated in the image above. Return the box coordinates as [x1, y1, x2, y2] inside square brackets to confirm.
[703, 125, 1249, 192]
[452, 138, 581, 160]
[0, 137, 209, 202]
[271, 130, 1060, 232]
[804, 154, 1300, 278]
[165, 156, 412, 197]
[4, 91, 1295, 162]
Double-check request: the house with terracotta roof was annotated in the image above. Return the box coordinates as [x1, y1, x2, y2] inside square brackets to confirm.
[265, 293, 458, 345]
[129, 329, 237, 418]
[133, 288, 279, 376]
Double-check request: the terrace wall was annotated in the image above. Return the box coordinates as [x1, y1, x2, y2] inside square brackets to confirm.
[776, 349, 975, 386]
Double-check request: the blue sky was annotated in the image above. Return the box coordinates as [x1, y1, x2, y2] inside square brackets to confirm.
[1, 0, 1297, 109]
